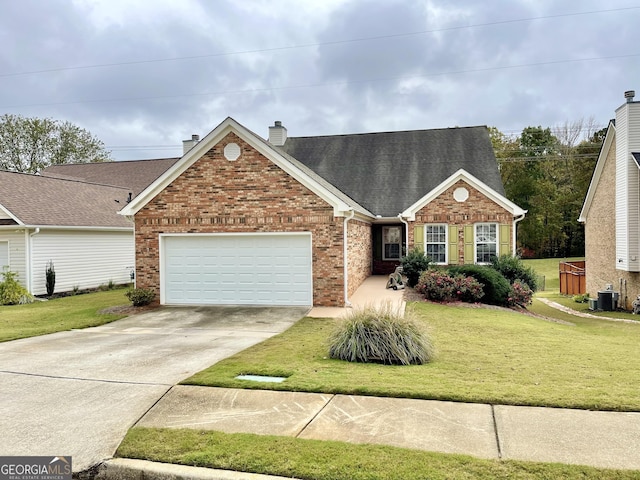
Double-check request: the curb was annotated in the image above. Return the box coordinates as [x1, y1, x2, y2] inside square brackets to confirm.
[95, 459, 294, 480]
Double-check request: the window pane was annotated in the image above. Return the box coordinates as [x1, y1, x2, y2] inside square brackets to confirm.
[385, 243, 400, 259]
[426, 244, 446, 263]
[383, 227, 401, 243]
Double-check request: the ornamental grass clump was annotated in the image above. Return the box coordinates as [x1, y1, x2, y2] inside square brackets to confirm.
[328, 302, 434, 365]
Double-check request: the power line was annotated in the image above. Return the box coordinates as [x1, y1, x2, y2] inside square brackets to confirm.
[1, 53, 637, 109]
[0, 6, 636, 78]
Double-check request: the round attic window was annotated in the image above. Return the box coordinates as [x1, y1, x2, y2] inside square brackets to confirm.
[453, 187, 469, 202]
[224, 143, 241, 161]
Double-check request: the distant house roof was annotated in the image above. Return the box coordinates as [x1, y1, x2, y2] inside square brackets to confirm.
[41, 158, 180, 197]
[279, 126, 505, 217]
[0, 171, 131, 228]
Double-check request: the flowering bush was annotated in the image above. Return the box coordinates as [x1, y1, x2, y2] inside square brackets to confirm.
[416, 270, 484, 303]
[506, 279, 533, 307]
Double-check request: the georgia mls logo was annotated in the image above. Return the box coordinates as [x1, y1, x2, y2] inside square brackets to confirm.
[0, 456, 72, 480]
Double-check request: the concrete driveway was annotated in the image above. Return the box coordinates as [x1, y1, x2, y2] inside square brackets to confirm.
[0, 306, 307, 472]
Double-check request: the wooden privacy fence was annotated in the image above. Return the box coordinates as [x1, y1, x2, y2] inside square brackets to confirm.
[559, 261, 586, 295]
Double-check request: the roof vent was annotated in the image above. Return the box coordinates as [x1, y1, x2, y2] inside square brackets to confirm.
[182, 134, 200, 154]
[625, 90, 635, 103]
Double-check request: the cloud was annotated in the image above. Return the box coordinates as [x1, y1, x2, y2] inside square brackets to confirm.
[0, 0, 638, 159]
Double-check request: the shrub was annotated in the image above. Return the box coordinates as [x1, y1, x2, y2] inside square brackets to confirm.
[490, 255, 539, 292]
[0, 270, 34, 305]
[125, 288, 156, 307]
[507, 279, 534, 307]
[447, 265, 512, 306]
[45, 260, 56, 296]
[415, 270, 484, 303]
[328, 303, 434, 365]
[400, 248, 431, 287]
[573, 293, 589, 303]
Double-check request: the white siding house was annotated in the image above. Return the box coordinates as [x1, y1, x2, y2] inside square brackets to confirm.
[0, 171, 135, 296]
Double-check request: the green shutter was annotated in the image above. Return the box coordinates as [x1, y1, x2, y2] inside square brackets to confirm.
[464, 225, 474, 264]
[448, 225, 458, 264]
[499, 224, 511, 256]
[414, 225, 424, 252]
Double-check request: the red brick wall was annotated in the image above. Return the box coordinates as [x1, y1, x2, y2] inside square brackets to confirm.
[409, 180, 514, 263]
[134, 132, 346, 306]
[347, 218, 372, 297]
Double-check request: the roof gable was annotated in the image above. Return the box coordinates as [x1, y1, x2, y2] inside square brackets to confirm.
[120, 117, 371, 217]
[0, 171, 132, 228]
[401, 169, 526, 220]
[578, 120, 615, 222]
[280, 126, 506, 217]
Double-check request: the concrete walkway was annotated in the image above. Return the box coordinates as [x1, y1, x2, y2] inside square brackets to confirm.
[308, 275, 406, 318]
[108, 385, 640, 477]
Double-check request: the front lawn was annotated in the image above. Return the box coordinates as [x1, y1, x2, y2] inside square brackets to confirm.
[183, 302, 640, 411]
[0, 289, 129, 342]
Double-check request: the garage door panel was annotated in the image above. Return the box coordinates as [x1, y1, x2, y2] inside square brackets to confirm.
[162, 234, 312, 306]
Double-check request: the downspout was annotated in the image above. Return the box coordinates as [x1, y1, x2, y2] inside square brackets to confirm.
[513, 213, 526, 256]
[397, 214, 409, 256]
[27, 228, 40, 294]
[343, 209, 355, 307]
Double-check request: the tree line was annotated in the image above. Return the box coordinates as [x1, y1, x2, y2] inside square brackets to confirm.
[490, 119, 605, 258]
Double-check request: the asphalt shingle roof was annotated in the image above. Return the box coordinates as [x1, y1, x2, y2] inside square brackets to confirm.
[0, 171, 131, 227]
[41, 158, 180, 197]
[280, 126, 504, 217]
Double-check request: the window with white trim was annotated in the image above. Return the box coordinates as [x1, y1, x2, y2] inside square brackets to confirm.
[425, 224, 447, 264]
[475, 223, 497, 264]
[382, 226, 401, 260]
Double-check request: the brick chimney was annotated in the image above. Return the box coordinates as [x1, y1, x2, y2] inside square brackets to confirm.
[268, 121, 287, 146]
[182, 134, 200, 154]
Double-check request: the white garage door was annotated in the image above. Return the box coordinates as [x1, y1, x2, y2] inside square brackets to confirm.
[161, 233, 312, 306]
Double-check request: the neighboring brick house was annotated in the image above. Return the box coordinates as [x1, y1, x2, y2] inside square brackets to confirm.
[579, 90, 640, 310]
[120, 117, 525, 307]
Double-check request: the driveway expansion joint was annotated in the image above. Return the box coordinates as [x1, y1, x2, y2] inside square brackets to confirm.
[0, 370, 172, 387]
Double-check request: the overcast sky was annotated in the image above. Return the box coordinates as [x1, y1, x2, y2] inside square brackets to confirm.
[0, 0, 638, 160]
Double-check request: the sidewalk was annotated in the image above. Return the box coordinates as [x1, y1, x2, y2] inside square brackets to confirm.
[103, 385, 640, 479]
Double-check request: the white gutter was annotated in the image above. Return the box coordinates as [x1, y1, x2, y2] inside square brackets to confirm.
[513, 213, 527, 256]
[27, 227, 40, 293]
[397, 214, 409, 257]
[343, 209, 355, 307]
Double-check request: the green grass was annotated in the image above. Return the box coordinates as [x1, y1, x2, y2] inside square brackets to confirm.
[522, 257, 584, 291]
[183, 302, 640, 411]
[0, 289, 129, 342]
[117, 428, 640, 480]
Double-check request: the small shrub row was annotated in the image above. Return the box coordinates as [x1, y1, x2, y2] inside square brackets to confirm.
[415, 270, 484, 303]
[507, 280, 534, 307]
[448, 264, 512, 306]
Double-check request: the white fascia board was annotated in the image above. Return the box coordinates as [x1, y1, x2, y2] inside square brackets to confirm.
[119, 117, 354, 217]
[0, 203, 24, 225]
[401, 168, 527, 221]
[578, 121, 615, 223]
[10, 225, 132, 232]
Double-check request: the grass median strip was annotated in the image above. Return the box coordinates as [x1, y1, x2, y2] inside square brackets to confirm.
[117, 427, 640, 480]
[183, 301, 640, 411]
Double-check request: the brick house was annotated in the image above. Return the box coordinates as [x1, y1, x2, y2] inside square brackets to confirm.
[579, 90, 640, 309]
[120, 117, 526, 307]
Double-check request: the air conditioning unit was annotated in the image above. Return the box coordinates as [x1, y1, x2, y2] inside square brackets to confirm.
[588, 298, 598, 311]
